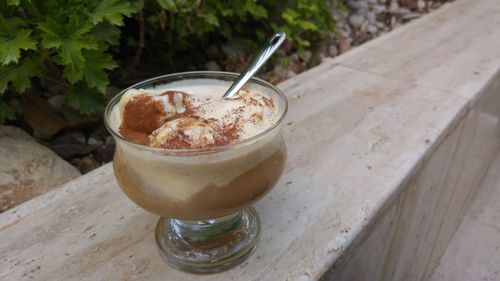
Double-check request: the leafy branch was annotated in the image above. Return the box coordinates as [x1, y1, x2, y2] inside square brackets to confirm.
[0, 0, 137, 120]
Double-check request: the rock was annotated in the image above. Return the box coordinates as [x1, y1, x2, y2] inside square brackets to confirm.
[205, 44, 222, 60]
[388, 0, 399, 13]
[47, 95, 66, 110]
[316, 43, 328, 55]
[328, 45, 339, 57]
[94, 137, 115, 163]
[51, 134, 97, 159]
[68, 132, 86, 144]
[22, 96, 66, 136]
[71, 155, 100, 174]
[404, 0, 425, 10]
[367, 24, 378, 34]
[300, 50, 312, 64]
[390, 15, 397, 27]
[360, 21, 370, 32]
[347, 0, 368, 11]
[373, 4, 386, 14]
[268, 64, 290, 84]
[338, 35, 352, 54]
[309, 52, 323, 67]
[398, 7, 411, 15]
[0, 126, 81, 212]
[366, 12, 377, 24]
[349, 14, 365, 28]
[87, 137, 103, 146]
[431, 1, 442, 9]
[221, 39, 248, 59]
[289, 59, 307, 74]
[204, 60, 221, 71]
[417, 0, 426, 10]
[401, 12, 423, 20]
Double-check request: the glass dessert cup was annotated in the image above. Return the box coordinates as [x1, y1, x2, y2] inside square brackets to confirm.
[104, 71, 288, 273]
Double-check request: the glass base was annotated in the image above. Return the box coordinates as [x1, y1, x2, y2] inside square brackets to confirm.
[155, 207, 260, 273]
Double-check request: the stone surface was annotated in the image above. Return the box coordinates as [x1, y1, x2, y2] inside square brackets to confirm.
[0, 126, 81, 212]
[0, 0, 499, 280]
[327, 68, 500, 281]
[429, 149, 500, 281]
[335, 0, 500, 104]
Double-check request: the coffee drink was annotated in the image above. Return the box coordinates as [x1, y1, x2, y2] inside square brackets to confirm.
[108, 79, 286, 219]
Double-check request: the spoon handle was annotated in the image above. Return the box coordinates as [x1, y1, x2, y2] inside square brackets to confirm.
[223, 32, 286, 98]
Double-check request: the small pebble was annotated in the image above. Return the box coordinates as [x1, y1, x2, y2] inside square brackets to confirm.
[328, 45, 339, 57]
[349, 14, 365, 28]
[401, 12, 423, 20]
[204, 60, 221, 71]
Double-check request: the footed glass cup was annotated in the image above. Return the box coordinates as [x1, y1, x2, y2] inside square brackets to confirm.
[104, 72, 287, 273]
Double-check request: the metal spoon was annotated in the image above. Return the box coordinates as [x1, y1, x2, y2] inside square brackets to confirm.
[223, 32, 286, 98]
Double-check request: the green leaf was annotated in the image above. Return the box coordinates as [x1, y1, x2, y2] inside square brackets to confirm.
[296, 37, 310, 47]
[39, 16, 97, 82]
[82, 50, 117, 92]
[88, 0, 136, 26]
[0, 15, 25, 34]
[0, 57, 42, 93]
[91, 23, 121, 45]
[202, 13, 219, 27]
[0, 29, 37, 65]
[67, 83, 105, 114]
[6, 0, 20, 6]
[282, 9, 299, 24]
[335, 1, 349, 13]
[62, 49, 117, 90]
[297, 20, 318, 31]
[156, 0, 177, 12]
[0, 100, 15, 123]
[246, 3, 267, 19]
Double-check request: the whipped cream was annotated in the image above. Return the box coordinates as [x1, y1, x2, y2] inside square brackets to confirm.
[116, 86, 279, 149]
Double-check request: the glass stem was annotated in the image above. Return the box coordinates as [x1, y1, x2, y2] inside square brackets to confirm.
[170, 212, 243, 242]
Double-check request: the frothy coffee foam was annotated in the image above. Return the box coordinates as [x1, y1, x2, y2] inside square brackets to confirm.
[110, 80, 279, 149]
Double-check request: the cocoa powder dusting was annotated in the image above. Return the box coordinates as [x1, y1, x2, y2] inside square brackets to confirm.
[119, 89, 274, 149]
[155, 131, 193, 149]
[120, 94, 165, 134]
[120, 129, 150, 146]
[262, 96, 275, 108]
[223, 121, 241, 143]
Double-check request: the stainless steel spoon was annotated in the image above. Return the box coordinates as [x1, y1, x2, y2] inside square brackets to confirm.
[223, 32, 286, 98]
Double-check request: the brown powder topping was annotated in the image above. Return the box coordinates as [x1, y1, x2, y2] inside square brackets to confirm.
[119, 90, 195, 144]
[118, 89, 276, 149]
[150, 117, 225, 149]
[119, 94, 166, 143]
[262, 96, 275, 108]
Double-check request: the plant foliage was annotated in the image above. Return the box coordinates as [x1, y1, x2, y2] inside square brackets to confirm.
[0, 0, 341, 123]
[0, 0, 137, 121]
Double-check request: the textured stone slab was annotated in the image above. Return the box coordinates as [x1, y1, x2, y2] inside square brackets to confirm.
[0, 126, 81, 212]
[1, 66, 467, 281]
[326, 70, 500, 281]
[1, 0, 500, 280]
[429, 150, 500, 281]
[333, 0, 500, 105]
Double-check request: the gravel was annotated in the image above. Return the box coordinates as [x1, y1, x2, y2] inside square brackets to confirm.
[261, 0, 454, 83]
[334, 0, 454, 47]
